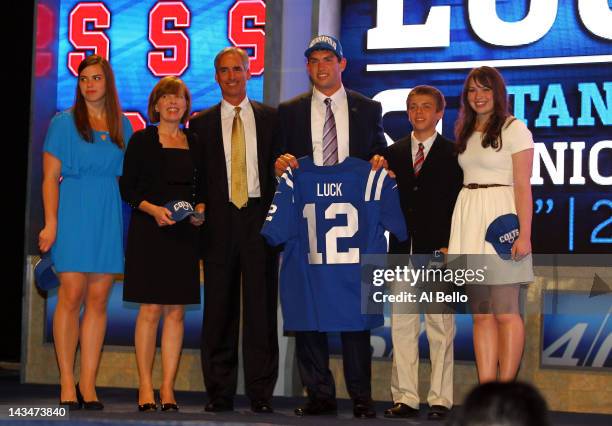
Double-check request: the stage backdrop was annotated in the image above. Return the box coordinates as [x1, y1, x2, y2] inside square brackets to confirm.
[340, 0, 611, 255]
[55, 0, 265, 129]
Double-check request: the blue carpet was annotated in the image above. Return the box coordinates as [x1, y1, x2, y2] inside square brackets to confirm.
[0, 371, 610, 425]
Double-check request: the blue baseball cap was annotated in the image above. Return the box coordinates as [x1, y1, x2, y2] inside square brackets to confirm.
[485, 214, 520, 260]
[304, 35, 343, 59]
[165, 200, 196, 221]
[34, 253, 59, 291]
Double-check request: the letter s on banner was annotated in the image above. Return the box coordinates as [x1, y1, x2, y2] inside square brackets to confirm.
[228, 0, 266, 76]
[36, 4, 54, 77]
[67, 2, 110, 76]
[148, 1, 191, 76]
[124, 112, 146, 132]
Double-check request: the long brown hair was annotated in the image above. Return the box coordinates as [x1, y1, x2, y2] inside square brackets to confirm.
[454, 66, 514, 153]
[73, 55, 125, 149]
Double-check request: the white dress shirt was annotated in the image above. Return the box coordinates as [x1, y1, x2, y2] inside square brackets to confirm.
[221, 96, 260, 199]
[411, 131, 438, 163]
[311, 85, 349, 165]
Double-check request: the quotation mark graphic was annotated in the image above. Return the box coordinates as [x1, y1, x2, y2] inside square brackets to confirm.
[535, 198, 554, 214]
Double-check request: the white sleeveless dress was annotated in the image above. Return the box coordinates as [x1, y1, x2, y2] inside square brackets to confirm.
[448, 118, 534, 285]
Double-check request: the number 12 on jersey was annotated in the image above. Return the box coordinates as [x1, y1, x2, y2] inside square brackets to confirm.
[303, 202, 359, 265]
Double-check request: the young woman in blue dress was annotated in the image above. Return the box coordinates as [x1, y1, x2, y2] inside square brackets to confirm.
[39, 55, 133, 409]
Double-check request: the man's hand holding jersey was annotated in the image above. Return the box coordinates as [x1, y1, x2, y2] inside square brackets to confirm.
[274, 153, 299, 177]
[370, 154, 396, 178]
[274, 153, 396, 178]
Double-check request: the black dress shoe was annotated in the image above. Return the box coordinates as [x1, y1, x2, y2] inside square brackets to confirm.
[76, 383, 104, 410]
[138, 402, 157, 412]
[353, 401, 376, 419]
[205, 400, 233, 412]
[59, 400, 81, 411]
[428, 405, 450, 420]
[383, 402, 419, 418]
[251, 400, 273, 413]
[294, 399, 337, 416]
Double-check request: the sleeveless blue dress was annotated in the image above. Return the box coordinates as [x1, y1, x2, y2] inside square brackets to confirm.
[43, 111, 133, 273]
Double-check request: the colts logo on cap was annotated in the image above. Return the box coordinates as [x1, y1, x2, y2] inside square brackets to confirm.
[172, 201, 193, 211]
[310, 35, 336, 49]
[499, 228, 519, 244]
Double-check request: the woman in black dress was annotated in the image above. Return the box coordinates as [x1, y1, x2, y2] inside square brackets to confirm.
[120, 77, 204, 411]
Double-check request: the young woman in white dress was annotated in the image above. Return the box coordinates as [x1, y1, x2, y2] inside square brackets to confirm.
[448, 66, 534, 383]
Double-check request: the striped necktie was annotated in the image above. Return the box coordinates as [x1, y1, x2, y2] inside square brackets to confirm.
[230, 106, 248, 208]
[322, 98, 338, 166]
[413, 143, 424, 177]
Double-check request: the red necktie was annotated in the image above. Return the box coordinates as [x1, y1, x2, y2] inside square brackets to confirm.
[413, 143, 424, 177]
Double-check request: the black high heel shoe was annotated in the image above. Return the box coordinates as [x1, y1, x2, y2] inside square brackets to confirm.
[76, 383, 104, 410]
[158, 391, 179, 412]
[138, 389, 157, 412]
[59, 399, 81, 411]
[138, 402, 157, 412]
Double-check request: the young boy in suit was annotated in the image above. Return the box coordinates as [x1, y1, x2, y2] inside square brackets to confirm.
[384, 86, 463, 421]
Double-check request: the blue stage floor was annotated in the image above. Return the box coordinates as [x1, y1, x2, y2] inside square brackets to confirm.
[1, 369, 610, 425]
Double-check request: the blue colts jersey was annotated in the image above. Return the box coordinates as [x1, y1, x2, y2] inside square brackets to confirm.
[261, 157, 407, 331]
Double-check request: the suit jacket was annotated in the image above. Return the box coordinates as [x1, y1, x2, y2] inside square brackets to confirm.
[120, 125, 205, 209]
[189, 100, 277, 262]
[276, 89, 386, 161]
[385, 133, 463, 254]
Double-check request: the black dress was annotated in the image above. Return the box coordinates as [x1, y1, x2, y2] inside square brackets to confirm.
[123, 144, 201, 305]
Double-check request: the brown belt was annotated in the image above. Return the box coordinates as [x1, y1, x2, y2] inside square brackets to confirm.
[463, 183, 510, 189]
